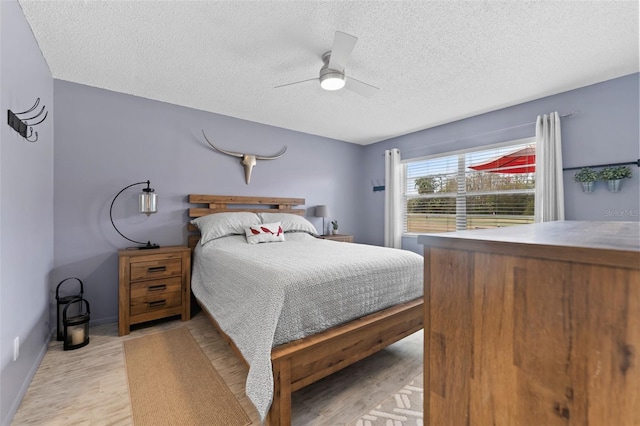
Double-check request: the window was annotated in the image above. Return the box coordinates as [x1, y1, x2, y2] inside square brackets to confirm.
[404, 138, 536, 234]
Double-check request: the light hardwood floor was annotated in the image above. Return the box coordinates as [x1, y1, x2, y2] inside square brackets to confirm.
[12, 310, 423, 425]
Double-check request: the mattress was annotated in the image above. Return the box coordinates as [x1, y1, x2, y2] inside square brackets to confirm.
[191, 232, 423, 419]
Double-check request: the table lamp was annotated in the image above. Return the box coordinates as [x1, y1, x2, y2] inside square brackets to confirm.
[315, 205, 330, 236]
[109, 180, 159, 249]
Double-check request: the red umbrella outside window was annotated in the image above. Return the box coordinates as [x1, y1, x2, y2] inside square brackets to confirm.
[469, 146, 535, 174]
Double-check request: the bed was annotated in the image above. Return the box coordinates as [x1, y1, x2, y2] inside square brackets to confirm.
[187, 194, 424, 425]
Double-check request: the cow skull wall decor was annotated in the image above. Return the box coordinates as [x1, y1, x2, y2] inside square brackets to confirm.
[202, 130, 287, 184]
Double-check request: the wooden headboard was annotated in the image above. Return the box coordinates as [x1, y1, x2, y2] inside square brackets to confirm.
[187, 194, 306, 248]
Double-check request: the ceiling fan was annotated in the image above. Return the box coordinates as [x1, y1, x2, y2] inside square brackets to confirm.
[275, 31, 379, 98]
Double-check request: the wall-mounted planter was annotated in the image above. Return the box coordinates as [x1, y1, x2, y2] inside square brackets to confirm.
[567, 162, 637, 194]
[581, 181, 596, 193]
[599, 166, 632, 193]
[606, 179, 622, 192]
[574, 168, 598, 193]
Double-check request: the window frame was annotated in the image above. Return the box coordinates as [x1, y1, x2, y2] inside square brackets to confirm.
[402, 137, 536, 236]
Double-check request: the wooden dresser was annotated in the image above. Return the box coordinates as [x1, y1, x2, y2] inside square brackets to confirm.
[418, 221, 640, 426]
[118, 246, 191, 336]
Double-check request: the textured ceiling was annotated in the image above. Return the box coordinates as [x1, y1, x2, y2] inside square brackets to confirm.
[18, 1, 639, 145]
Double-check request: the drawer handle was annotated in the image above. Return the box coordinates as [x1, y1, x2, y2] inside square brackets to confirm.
[147, 266, 167, 273]
[148, 300, 166, 308]
[148, 284, 167, 292]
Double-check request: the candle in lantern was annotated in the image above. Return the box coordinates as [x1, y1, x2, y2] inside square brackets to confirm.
[71, 327, 85, 346]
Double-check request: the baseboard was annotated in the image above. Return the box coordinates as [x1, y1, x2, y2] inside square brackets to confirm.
[2, 329, 53, 426]
[90, 315, 117, 326]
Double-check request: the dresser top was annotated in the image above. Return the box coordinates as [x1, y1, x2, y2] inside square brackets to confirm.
[419, 221, 639, 252]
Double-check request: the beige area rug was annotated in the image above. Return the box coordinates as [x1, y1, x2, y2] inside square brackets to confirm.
[347, 374, 423, 426]
[123, 327, 251, 426]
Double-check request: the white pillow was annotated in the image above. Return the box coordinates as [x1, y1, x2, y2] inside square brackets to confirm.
[191, 212, 261, 245]
[245, 222, 285, 244]
[258, 213, 318, 236]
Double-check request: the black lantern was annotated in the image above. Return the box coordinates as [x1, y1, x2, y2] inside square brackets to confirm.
[63, 297, 90, 350]
[56, 277, 84, 341]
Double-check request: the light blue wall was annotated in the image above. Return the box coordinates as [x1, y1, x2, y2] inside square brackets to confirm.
[0, 2, 54, 425]
[361, 73, 640, 253]
[53, 80, 366, 324]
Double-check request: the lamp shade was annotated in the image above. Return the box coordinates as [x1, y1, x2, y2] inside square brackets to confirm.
[139, 189, 157, 215]
[315, 205, 330, 217]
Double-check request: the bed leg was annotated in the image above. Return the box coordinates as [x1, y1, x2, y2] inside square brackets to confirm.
[268, 358, 292, 426]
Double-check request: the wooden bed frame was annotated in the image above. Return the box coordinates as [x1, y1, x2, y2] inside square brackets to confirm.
[187, 194, 424, 426]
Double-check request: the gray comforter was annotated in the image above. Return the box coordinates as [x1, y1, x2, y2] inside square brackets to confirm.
[191, 232, 423, 420]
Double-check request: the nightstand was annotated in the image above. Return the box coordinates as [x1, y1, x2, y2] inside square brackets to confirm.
[319, 234, 353, 243]
[118, 245, 191, 336]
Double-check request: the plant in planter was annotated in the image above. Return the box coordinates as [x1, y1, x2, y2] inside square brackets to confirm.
[573, 167, 598, 193]
[331, 220, 339, 235]
[599, 166, 633, 192]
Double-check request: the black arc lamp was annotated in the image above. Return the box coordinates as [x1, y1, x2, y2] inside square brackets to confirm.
[109, 180, 159, 249]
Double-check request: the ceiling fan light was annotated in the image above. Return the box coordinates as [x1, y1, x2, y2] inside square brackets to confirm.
[320, 72, 345, 91]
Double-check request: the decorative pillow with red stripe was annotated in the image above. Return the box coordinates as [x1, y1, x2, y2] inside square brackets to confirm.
[244, 222, 285, 244]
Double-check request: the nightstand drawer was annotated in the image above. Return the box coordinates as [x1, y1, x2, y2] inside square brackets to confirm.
[130, 291, 182, 316]
[130, 258, 182, 281]
[130, 277, 182, 299]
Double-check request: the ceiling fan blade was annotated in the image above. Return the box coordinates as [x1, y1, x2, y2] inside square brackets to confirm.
[345, 77, 379, 98]
[328, 31, 357, 70]
[274, 78, 318, 89]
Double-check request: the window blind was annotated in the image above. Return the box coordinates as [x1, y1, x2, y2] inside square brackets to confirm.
[404, 139, 535, 234]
